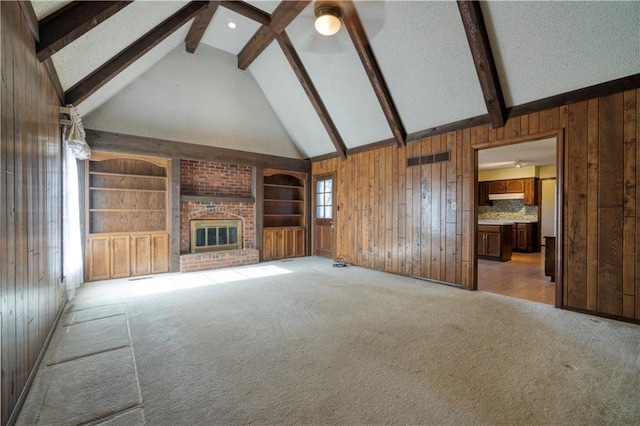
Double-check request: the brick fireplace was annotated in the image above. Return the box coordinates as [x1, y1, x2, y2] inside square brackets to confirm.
[179, 160, 258, 272]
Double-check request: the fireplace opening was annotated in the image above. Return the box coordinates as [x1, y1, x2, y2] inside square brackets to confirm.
[190, 219, 242, 253]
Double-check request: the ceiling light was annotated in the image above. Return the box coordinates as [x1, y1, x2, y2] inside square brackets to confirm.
[314, 2, 342, 36]
[515, 160, 522, 168]
[228, 21, 237, 29]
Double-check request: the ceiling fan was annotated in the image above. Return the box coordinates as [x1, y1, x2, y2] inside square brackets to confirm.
[296, 0, 386, 54]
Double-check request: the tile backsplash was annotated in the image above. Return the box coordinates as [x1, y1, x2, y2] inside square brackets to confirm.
[478, 199, 538, 221]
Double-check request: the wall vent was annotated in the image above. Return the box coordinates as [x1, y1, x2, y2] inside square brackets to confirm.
[407, 150, 451, 167]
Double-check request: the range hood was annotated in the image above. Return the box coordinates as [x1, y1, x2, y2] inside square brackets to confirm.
[488, 193, 525, 200]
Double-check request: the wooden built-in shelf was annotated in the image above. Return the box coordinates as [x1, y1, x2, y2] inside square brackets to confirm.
[264, 183, 303, 189]
[90, 209, 166, 212]
[262, 168, 307, 260]
[90, 187, 166, 193]
[86, 152, 171, 281]
[89, 171, 166, 179]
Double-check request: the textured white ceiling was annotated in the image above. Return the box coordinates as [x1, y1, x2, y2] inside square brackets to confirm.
[287, 5, 393, 148]
[483, 1, 640, 107]
[250, 42, 337, 159]
[39, 0, 640, 158]
[245, 1, 279, 15]
[77, 23, 191, 117]
[31, 0, 72, 20]
[52, 1, 187, 90]
[358, 1, 487, 133]
[200, 7, 261, 55]
[84, 44, 301, 159]
[478, 137, 557, 171]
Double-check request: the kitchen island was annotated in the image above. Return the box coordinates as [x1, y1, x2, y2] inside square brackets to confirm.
[478, 221, 513, 261]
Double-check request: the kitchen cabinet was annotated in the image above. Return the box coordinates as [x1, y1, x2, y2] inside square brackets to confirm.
[478, 224, 512, 261]
[512, 222, 539, 252]
[483, 177, 539, 206]
[506, 179, 524, 193]
[488, 180, 506, 194]
[523, 177, 539, 205]
[478, 182, 492, 206]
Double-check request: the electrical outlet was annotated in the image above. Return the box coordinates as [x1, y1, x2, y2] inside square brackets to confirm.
[450, 201, 457, 211]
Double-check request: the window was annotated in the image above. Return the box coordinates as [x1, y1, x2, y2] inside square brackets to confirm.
[316, 178, 333, 219]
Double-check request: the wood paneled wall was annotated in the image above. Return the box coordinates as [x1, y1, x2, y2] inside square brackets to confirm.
[313, 89, 640, 323]
[1, 3, 65, 424]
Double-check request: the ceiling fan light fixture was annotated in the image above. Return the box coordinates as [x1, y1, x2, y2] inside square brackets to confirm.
[314, 2, 342, 36]
[515, 160, 522, 168]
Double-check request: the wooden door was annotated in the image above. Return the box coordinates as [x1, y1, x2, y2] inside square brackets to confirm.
[313, 174, 335, 258]
[87, 236, 110, 281]
[131, 235, 151, 276]
[151, 233, 169, 274]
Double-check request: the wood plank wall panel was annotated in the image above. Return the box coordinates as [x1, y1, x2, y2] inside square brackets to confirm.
[312, 88, 640, 322]
[1, 3, 65, 424]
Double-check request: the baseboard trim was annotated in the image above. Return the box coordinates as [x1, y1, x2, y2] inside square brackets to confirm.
[562, 306, 640, 326]
[7, 297, 68, 426]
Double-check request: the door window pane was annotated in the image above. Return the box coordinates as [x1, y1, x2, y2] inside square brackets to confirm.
[316, 178, 333, 219]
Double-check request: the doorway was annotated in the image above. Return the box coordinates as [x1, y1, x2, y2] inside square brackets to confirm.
[313, 174, 335, 259]
[475, 135, 562, 306]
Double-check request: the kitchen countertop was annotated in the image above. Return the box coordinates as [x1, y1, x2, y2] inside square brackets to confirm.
[478, 219, 538, 225]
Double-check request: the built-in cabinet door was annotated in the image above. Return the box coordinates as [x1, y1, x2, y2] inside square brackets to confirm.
[131, 235, 151, 276]
[87, 236, 110, 281]
[485, 233, 502, 257]
[111, 235, 131, 278]
[516, 228, 529, 251]
[477, 233, 486, 256]
[524, 178, 538, 205]
[506, 179, 524, 193]
[151, 233, 169, 274]
[87, 233, 169, 281]
[488, 180, 506, 194]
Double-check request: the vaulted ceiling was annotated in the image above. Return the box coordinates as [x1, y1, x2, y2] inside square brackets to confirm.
[30, 1, 640, 160]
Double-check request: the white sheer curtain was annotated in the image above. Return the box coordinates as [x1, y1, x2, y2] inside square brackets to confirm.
[63, 105, 90, 300]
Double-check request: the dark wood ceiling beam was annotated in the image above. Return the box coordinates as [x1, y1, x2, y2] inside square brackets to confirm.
[17, 1, 39, 41]
[237, 0, 310, 70]
[65, 2, 208, 106]
[277, 31, 347, 160]
[185, 1, 221, 53]
[36, 1, 133, 62]
[457, 0, 506, 128]
[341, 0, 406, 147]
[221, 1, 271, 26]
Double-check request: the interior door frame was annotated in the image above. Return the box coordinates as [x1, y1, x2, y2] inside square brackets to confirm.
[472, 129, 565, 309]
[312, 172, 336, 258]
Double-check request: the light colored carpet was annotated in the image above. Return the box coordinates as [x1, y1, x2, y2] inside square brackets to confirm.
[19, 257, 640, 425]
